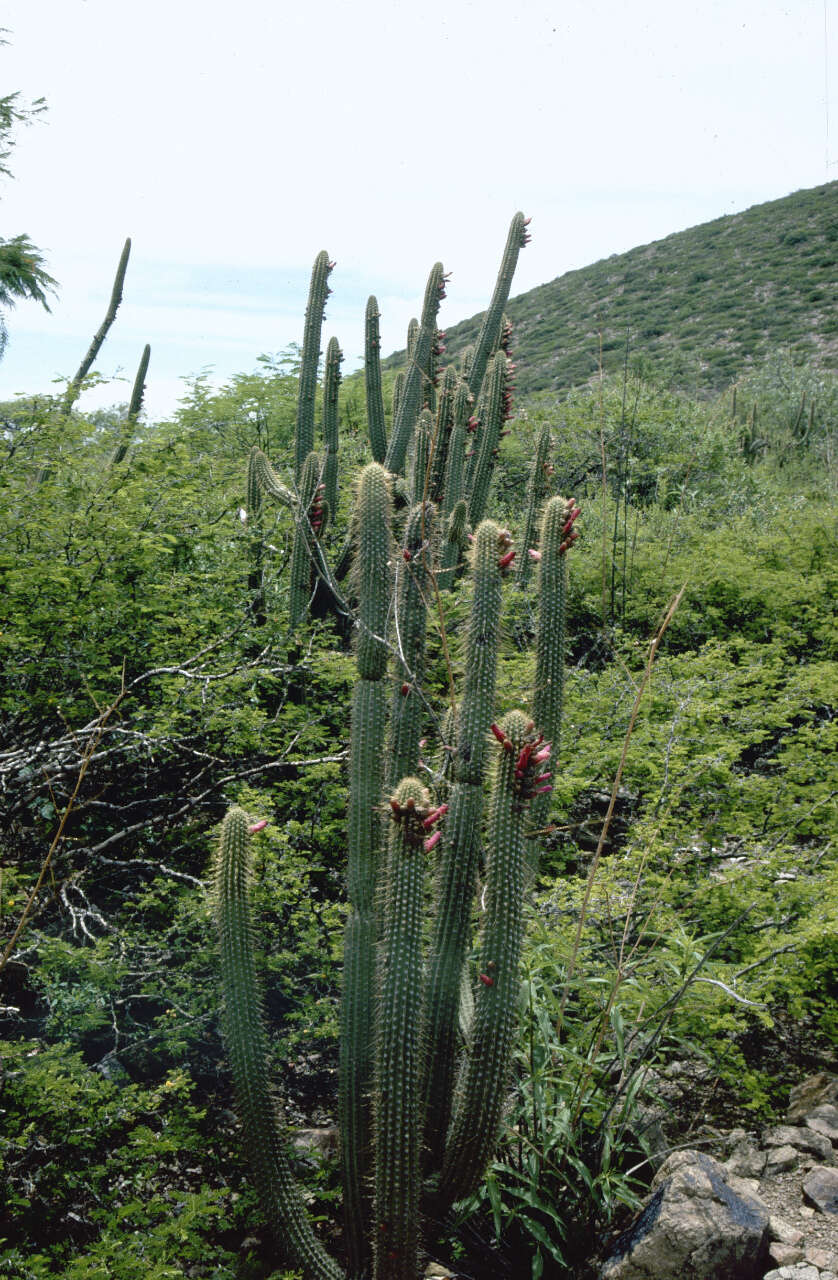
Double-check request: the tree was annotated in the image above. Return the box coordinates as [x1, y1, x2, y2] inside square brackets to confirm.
[0, 78, 57, 356]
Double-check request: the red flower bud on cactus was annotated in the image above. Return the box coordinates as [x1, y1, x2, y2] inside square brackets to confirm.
[498, 549, 516, 569]
[479, 973, 494, 986]
[533, 785, 553, 796]
[423, 803, 449, 829]
[400, 682, 410, 696]
[424, 830, 442, 853]
[490, 723, 507, 744]
[248, 819, 268, 833]
[403, 548, 412, 561]
[528, 549, 542, 561]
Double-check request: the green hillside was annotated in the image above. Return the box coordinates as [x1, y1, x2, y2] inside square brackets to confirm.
[397, 181, 838, 396]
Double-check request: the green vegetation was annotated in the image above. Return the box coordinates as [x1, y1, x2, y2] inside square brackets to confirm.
[412, 181, 838, 397]
[1, 191, 837, 1279]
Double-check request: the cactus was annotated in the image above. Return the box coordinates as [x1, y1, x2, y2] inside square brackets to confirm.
[374, 778, 437, 1280]
[213, 216, 579, 1280]
[110, 343, 151, 466]
[384, 264, 447, 475]
[517, 423, 554, 588]
[467, 212, 530, 398]
[296, 250, 333, 483]
[437, 710, 548, 1210]
[387, 502, 435, 791]
[422, 521, 505, 1163]
[530, 495, 579, 841]
[63, 237, 132, 414]
[323, 336, 343, 524]
[341, 462, 392, 1276]
[213, 808, 343, 1280]
[289, 451, 326, 631]
[364, 297, 387, 463]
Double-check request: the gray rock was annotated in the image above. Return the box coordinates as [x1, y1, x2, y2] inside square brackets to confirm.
[806, 1104, 838, 1144]
[599, 1150, 769, 1279]
[763, 1124, 834, 1162]
[802, 1164, 838, 1213]
[767, 1242, 804, 1267]
[724, 1138, 766, 1180]
[805, 1246, 838, 1270]
[763, 1269, 819, 1280]
[292, 1126, 339, 1160]
[767, 1215, 804, 1246]
[787, 1074, 838, 1124]
[764, 1144, 799, 1173]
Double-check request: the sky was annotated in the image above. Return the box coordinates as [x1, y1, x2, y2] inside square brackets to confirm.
[0, 0, 836, 421]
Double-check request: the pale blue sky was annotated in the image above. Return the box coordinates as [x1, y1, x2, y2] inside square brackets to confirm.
[1, 0, 835, 419]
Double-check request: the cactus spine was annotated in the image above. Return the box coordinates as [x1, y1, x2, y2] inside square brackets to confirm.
[296, 251, 333, 482]
[364, 296, 387, 463]
[213, 809, 343, 1280]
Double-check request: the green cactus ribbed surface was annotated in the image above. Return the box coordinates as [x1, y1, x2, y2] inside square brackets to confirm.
[438, 499, 467, 592]
[387, 503, 434, 791]
[323, 337, 343, 524]
[374, 777, 430, 1280]
[365, 296, 387, 464]
[422, 521, 504, 1164]
[518, 424, 553, 588]
[438, 709, 530, 1209]
[348, 679, 388, 910]
[355, 463, 392, 680]
[385, 263, 446, 475]
[409, 410, 432, 506]
[428, 364, 458, 502]
[214, 808, 343, 1280]
[531, 495, 571, 833]
[295, 250, 333, 483]
[467, 212, 528, 399]
[340, 907, 375, 1277]
[248, 446, 296, 508]
[467, 352, 508, 527]
[392, 370, 406, 429]
[289, 451, 322, 631]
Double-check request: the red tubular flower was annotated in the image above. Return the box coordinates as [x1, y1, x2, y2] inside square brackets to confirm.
[247, 819, 268, 833]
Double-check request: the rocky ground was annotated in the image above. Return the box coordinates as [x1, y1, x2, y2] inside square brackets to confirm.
[597, 1073, 838, 1280]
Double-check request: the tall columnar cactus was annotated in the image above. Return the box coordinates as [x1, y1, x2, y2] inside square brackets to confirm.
[531, 495, 580, 839]
[341, 462, 392, 1277]
[466, 351, 512, 527]
[387, 502, 435, 791]
[437, 710, 550, 1210]
[384, 264, 447, 475]
[296, 251, 334, 483]
[216, 216, 571, 1280]
[467, 211, 530, 399]
[374, 779, 444, 1280]
[422, 520, 506, 1163]
[364, 296, 387, 464]
[323, 336, 343, 524]
[213, 808, 343, 1280]
[518, 423, 554, 588]
[289, 451, 326, 631]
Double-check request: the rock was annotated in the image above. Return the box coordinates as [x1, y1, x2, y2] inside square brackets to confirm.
[762, 1268, 819, 1280]
[802, 1164, 838, 1213]
[806, 1104, 838, 1144]
[805, 1246, 838, 1270]
[787, 1074, 838, 1125]
[764, 1144, 799, 1173]
[424, 1265, 457, 1278]
[768, 1215, 805, 1246]
[599, 1150, 769, 1279]
[763, 1124, 835, 1163]
[768, 1241, 804, 1267]
[725, 1138, 766, 1180]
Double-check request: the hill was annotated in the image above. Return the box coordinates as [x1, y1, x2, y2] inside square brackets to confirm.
[393, 181, 838, 397]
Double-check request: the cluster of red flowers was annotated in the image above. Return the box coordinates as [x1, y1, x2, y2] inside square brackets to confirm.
[489, 720, 552, 804]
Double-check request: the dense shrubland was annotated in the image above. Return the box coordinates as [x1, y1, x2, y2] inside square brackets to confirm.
[1, 261, 836, 1280]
